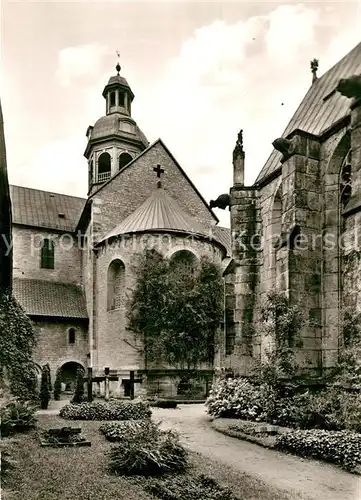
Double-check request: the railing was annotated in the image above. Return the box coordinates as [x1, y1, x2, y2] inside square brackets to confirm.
[97, 171, 111, 183]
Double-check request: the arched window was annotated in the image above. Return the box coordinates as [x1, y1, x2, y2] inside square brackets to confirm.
[270, 186, 282, 287]
[107, 259, 126, 311]
[68, 328, 76, 345]
[40, 238, 55, 269]
[170, 250, 198, 274]
[118, 91, 125, 106]
[98, 152, 111, 182]
[119, 152, 133, 170]
[110, 92, 116, 106]
[340, 149, 352, 208]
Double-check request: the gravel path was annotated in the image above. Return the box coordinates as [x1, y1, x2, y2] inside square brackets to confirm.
[153, 404, 361, 500]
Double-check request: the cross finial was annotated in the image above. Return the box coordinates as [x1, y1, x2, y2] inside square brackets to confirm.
[153, 164, 165, 188]
[116, 50, 121, 75]
[310, 58, 319, 83]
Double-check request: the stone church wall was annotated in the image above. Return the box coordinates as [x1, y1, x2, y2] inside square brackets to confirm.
[90, 141, 217, 243]
[32, 319, 88, 382]
[13, 226, 82, 284]
[93, 232, 223, 391]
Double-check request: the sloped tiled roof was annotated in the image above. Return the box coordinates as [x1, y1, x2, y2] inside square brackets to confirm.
[102, 187, 210, 240]
[256, 42, 361, 184]
[89, 138, 219, 224]
[10, 185, 86, 232]
[13, 278, 88, 319]
[210, 225, 231, 256]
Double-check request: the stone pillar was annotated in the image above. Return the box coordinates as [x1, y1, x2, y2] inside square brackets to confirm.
[274, 132, 322, 372]
[230, 184, 261, 374]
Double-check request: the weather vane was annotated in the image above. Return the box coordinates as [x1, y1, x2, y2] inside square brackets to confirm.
[116, 50, 121, 74]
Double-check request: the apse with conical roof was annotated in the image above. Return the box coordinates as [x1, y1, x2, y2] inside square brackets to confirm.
[84, 62, 149, 194]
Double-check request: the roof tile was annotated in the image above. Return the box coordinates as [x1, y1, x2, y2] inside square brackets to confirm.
[13, 278, 88, 319]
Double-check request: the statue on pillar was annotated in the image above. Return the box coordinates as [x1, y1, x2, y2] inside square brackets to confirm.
[233, 129, 244, 162]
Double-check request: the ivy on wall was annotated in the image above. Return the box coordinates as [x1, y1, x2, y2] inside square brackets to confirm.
[0, 293, 38, 400]
[128, 249, 223, 370]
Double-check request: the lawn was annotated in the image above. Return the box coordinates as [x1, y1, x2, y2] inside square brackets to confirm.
[2, 414, 154, 500]
[2, 413, 298, 500]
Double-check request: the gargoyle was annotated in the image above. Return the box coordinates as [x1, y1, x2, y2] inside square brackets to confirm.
[336, 75, 361, 99]
[210, 193, 230, 210]
[272, 137, 295, 157]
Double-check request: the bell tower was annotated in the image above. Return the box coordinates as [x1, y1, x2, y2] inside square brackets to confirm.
[84, 62, 149, 195]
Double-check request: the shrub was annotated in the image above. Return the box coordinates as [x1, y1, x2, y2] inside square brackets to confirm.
[100, 419, 153, 442]
[53, 372, 62, 401]
[0, 441, 17, 485]
[276, 429, 361, 472]
[39, 365, 51, 410]
[145, 474, 239, 500]
[205, 377, 265, 420]
[60, 400, 151, 420]
[71, 367, 85, 404]
[0, 399, 37, 437]
[0, 293, 38, 400]
[206, 377, 361, 432]
[107, 421, 187, 475]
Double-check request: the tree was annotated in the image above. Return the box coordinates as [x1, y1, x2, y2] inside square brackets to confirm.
[128, 249, 223, 370]
[71, 367, 85, 404]
[53, 371, 62, 401]
[39, 365, 51, 409]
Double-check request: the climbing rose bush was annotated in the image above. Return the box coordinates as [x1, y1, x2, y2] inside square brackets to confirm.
[60, 400, 151, 420]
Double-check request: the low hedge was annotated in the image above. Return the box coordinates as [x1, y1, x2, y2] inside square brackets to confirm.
[59, 400, 151, 420]
[276, 429, 361, 472]
[100, 419, 152, 442]
[145, 474, 239, 500]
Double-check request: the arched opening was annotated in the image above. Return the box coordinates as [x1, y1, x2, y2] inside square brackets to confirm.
[118, 152, 133, 170]
[110, 92, 116, 106]
[40, 238, 55, 269]
[107, 259, 126, 311]
[169, 250, 198, 274]
[270, 186, 282, 286]
[118, 91, 125, 106]
[98, 152, 111, 182]
[57, 361, 84, 393]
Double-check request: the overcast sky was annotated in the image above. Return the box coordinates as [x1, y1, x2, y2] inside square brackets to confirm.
[1, 1, 360, 227]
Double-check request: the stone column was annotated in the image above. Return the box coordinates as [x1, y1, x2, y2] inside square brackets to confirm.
[230, 185, 261, 374]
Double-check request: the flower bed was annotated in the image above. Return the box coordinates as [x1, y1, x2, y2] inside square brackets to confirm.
[276, 429, 361, 472]
[59, 400, 151, 421]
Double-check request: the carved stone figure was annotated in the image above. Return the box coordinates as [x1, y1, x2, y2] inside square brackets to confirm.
[233, 129, 244, 161]
[337, 75, 361, 99]
[272, 137, 295, 157]
[210, 193, 230, 210]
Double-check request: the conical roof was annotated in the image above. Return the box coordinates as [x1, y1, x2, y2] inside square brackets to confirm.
[101, 188, 212, 242]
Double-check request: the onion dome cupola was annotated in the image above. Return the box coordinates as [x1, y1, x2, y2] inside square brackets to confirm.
[84, 62, 149, 195]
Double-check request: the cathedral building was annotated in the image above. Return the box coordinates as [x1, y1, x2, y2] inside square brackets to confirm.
[11, 63, 231, 397]
[220, 42, 361, 377]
